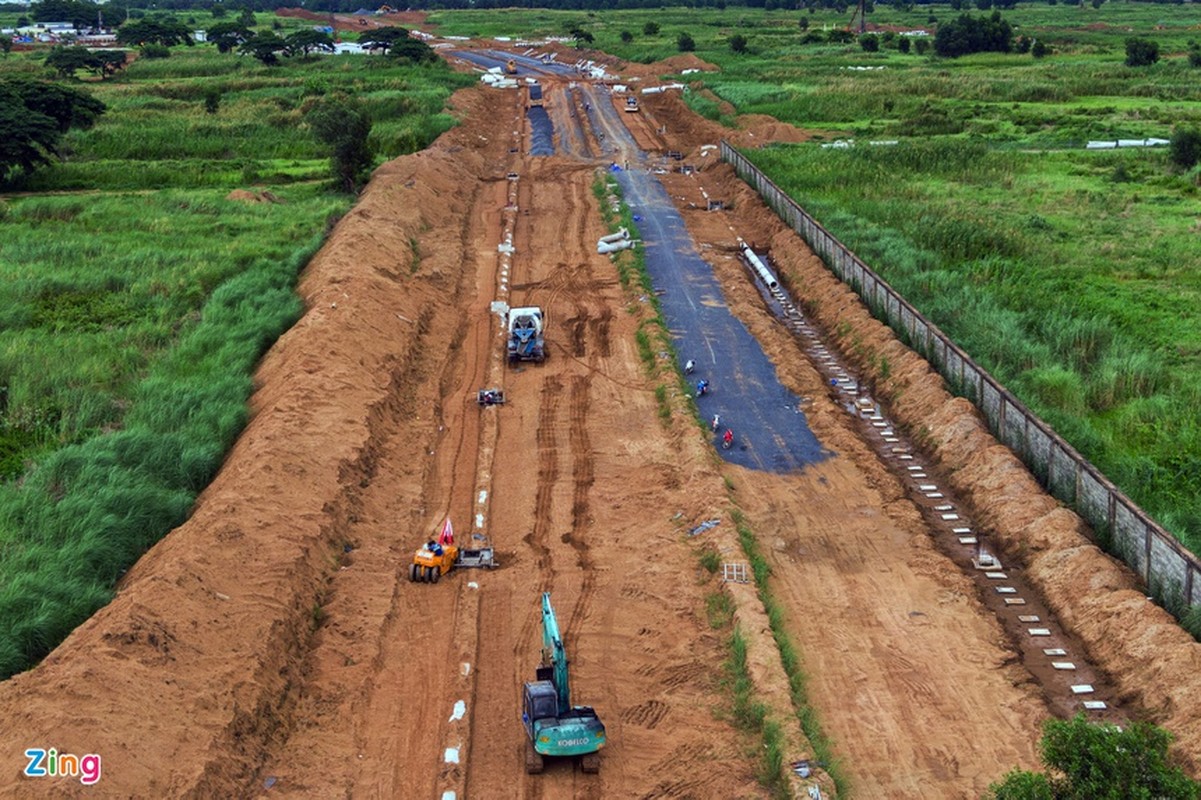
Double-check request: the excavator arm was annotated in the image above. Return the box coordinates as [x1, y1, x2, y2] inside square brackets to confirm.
[541, 592, 571, 713]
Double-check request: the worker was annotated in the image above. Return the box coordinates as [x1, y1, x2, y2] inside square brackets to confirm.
[432, 541, 444, 556]
[684, 359, 696, 374]
[711, 414, 720, 433]
[723, 429, 734, 449]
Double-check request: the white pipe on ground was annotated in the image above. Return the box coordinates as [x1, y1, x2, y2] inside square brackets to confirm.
[597, 239, 635, 254]
[740, 242, 778, 290]
[598, 228, 629, 244]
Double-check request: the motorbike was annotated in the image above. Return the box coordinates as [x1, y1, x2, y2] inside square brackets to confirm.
[722, 430, 734, 450]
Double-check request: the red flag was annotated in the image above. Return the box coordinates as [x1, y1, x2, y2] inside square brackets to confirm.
[438, 518, 454, 546]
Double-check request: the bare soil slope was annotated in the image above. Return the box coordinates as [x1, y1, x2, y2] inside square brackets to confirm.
[2, 51, 1200, 800]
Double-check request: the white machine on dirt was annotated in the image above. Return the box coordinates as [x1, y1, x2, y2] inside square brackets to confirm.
[506, 305, 546, 363]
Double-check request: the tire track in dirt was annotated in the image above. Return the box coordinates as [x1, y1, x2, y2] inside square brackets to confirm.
[560, 373, 596, 644]
[238, 98, 520, 798]
[524, 374, 562, 582]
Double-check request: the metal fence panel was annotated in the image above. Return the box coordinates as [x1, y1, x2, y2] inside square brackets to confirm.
[1028, 423, 1052, 485]
[1149, 531, 1187, 596]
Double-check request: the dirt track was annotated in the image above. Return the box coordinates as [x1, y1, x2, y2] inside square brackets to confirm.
[2, 47, 1201, 800]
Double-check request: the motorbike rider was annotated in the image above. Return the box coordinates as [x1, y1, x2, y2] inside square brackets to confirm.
[711, 413, 721, 432]
[696, 379, 709, 397]
[723, 429, 734, 449]
[685, 359, 696, 375]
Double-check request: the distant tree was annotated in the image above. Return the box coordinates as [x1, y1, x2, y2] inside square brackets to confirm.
[620, 30, 633, 43]
[827, 28, 854, 43]
[93, 50, 128, 78]
[567, 24, 593, 45]
[17, 79, 104, 131]
[915, 37, 931, 54]
[1091, 0, 1104, 7]
[116, 17, 194, 48]
[207, 22, 252, 54]
[898, 35, 911, 53]
[730, 33, 748, 52]
[239, 31, 285, 65]
[44, 45, 94, 79]
[1015, 34, 1032, 53]
[389, 37, 438, 64]
[359, 26, 410, 53]
[204, 86, 221, 115]
[976, 0, 992, 9]
[0, 79, 105, 181]
[798, 15, 809, 29]
[0, 38, 11, 58]
[1125, 37, 1159, 67]
[306, 95, 373, 193]
[140, 43, 171, 59]
[0, 91, 60, 179]
[1170, 127, 1201, 170]
[677, 32, 695, 51]
[238, 7, 255, 27]
[986, 715, 1199, 800]
[1032, 39, 1049, 57]
[284, 29, 334, 57]
[1190, 50, 1201, 67]
[643, 21, 659, 35]
[105, 1, 129, 26]
[859, 32, 879, 50]
[32, 0, 100, 29]
[210, 4, 227, 17]
[934, 11, 1012, 57]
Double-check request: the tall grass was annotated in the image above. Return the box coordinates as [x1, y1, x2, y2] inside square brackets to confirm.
[748, 139, 1201, 549]
[0, 41, 468, 677]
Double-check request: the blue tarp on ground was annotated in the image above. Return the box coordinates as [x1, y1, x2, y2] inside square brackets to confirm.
[585, 85, 828, 471]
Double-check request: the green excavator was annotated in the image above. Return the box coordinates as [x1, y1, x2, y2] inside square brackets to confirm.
[521, 592, 607, 774]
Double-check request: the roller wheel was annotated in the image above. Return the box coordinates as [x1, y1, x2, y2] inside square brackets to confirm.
[424, 566, 436, 582]
[581, 753, 600, 774]
[525, 740, 544, 774]
[409, 563, 419, 582]
[430, 564, 441, 583]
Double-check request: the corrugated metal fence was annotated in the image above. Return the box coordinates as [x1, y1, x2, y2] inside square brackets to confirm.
[721, 140, 1201, 609]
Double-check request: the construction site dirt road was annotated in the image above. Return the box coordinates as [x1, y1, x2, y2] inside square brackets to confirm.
[2, 46, 1201, 800]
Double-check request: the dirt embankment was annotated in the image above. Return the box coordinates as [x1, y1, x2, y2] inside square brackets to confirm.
[276, 6, 429, 31]
[0, 89, 497, 798]
[0, 83, 770, 800]
[6, 45, 1201, 799]
[755, 183, 1201, 771]
[632, 83, 1201, 782]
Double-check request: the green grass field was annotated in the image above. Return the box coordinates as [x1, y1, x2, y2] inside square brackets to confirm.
[0, 39, 470, 677]
[432, 4, 1201, 552]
